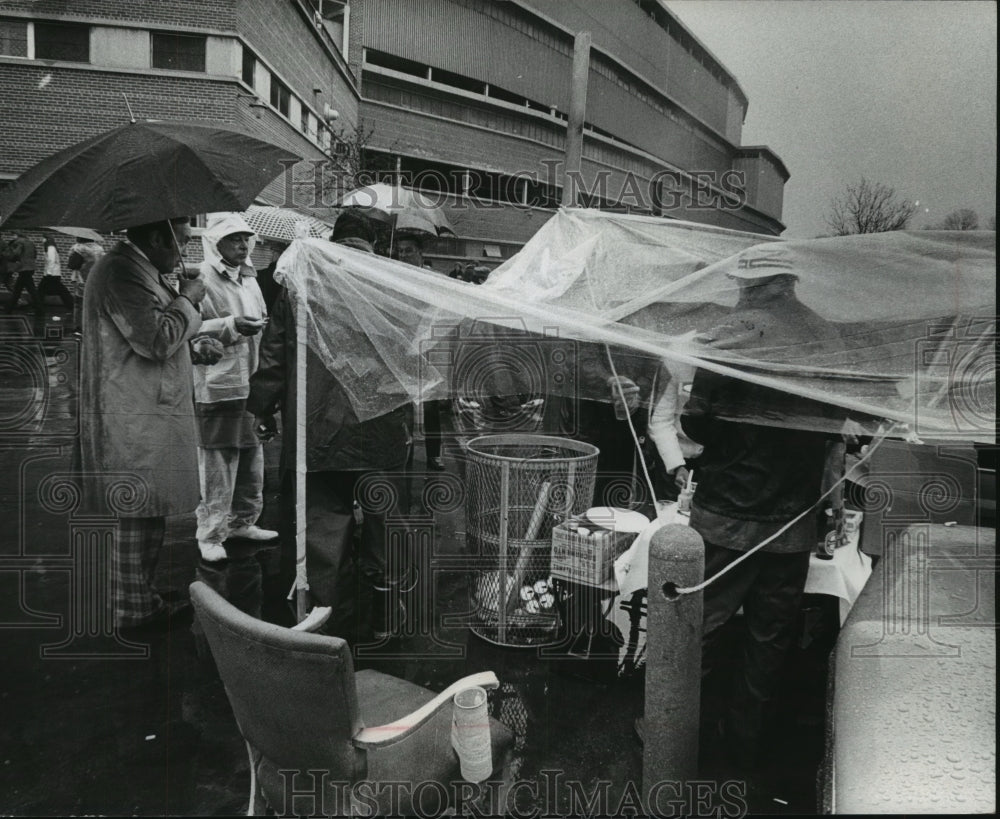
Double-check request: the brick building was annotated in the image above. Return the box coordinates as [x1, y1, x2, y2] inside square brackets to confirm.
[0, 0, 357, 286]
[2, 0, 788, 277]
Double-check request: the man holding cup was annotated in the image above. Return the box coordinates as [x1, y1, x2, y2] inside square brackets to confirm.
[192, 212, 277, 563]
[79, 217, 223, 632]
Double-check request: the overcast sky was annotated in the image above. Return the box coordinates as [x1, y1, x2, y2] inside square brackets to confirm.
[663, 0, 997, 237]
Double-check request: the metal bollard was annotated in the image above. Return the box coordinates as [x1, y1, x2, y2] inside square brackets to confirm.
[642, 524, 704, 804]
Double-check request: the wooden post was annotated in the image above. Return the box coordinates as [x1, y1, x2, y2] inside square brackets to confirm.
[643, 524, 704, 805]
[561, 31, 591, 207]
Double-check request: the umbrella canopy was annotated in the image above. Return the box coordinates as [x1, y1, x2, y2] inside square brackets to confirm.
[0, 121, 300, 231]
[338, 183, 455, 236]
[45, 226, 106, 242]
[243, 204, 337, 243]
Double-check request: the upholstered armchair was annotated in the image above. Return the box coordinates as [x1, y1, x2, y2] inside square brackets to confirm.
[190, 581, 514, 816]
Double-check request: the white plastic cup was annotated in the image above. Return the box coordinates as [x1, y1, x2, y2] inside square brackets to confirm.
[677, 483, 697, 514]
[451, 686, 492, 783]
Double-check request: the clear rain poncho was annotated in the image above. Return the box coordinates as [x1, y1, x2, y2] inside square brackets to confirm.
[272, 209, 996, 443]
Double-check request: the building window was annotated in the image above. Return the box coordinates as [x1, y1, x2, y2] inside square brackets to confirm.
[0, 18, 29, 57]
[270, 77, 290, 117]
[34, 22, 89, 63]
[241, 44, 255, 86]
[152, 32, 206, 72]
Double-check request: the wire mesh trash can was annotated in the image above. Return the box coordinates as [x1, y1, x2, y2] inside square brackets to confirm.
[466, 434, 599, 646]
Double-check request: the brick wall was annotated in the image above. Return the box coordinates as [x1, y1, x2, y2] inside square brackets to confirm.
[0, 0, 236, 30]
[0, 63, 239, 173]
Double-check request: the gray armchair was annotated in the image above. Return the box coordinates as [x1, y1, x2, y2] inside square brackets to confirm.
[190, 581, 514, 816]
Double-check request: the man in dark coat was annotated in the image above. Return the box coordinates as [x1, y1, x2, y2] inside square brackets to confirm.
[248, 209, 413, 640]
[79, 216, 222, 631]
[680, 245, 845, 768]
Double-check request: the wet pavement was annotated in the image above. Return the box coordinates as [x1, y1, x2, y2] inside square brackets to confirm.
[0, 312, 834, 816]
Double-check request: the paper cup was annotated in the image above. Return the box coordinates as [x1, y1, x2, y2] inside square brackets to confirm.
[451, 686, 493, 783]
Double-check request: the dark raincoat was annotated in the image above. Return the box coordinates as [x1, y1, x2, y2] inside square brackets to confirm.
[247, 286, 411, 472]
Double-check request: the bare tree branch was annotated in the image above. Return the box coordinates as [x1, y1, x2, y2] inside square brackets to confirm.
[825, 177, 917, 235]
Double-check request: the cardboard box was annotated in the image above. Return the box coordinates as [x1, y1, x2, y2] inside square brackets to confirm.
[550, 517, 636, 585]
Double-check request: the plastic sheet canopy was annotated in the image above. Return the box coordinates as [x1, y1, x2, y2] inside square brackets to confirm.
[272, 209, 996, 442]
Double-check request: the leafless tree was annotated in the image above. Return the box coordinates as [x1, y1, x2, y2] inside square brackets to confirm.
[826, 178, 916, 235]
[940, 208, 980, 230]
[313, 119, 379, 204]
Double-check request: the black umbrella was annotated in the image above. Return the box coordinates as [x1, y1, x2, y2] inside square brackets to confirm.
[0, 121, 300, 230]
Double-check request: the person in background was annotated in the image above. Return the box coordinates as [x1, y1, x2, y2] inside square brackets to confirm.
[447, 262, 490, 284]
[394, 232, 446, 471]
[466, 264, 491, 285]
[0, 234, 11, 291]
[67, 235, 105, 334]
[563, 348, 664, 511]
[191, 212, 276, 564]
[326, 208, 378, 252]
[250, 208, 414, 640]
[4, 230, 39, 312]
[395, 233, 434, 270]
[78, 216, 224, 634]
[38, 237, 74, 313]
[645, 360, 703, 499]
[255, 239, 286, 313]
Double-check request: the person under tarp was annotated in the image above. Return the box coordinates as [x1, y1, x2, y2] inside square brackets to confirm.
[248, 209, 414, 641]
[680, 245, 852, 769]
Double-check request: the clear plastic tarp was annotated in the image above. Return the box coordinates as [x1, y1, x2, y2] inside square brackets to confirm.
[273, 208, 996, 442]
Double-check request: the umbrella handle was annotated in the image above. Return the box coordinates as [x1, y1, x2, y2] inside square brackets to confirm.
[167, 221, 197, 279]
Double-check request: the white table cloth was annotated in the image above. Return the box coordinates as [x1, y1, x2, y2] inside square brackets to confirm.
[604, 510, 873, 670]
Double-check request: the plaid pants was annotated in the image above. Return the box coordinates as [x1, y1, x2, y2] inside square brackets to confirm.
[114, 517, 167, 627]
